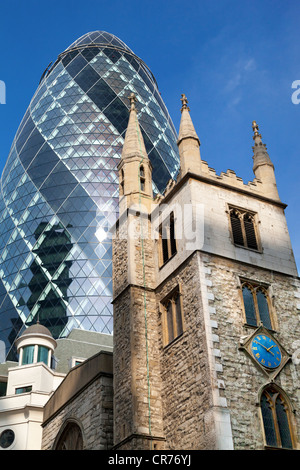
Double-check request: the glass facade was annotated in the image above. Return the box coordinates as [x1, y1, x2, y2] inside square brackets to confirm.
[0, 31, 180, 359]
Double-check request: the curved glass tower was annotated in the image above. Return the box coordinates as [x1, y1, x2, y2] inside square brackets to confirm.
[0, 31, 179, 359]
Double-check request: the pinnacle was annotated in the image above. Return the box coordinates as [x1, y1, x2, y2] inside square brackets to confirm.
[177, 94, 200, 146]
[252, 120, 262, 143]
[252, 120, 273, 171]
[121, 93, 148, 161]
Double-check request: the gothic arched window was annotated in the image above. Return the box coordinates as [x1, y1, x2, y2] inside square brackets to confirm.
[54, 421, 83, 450]
[229, 207, 259, 250]
[260, 387, 294, 449]
[241, 281, 273, 329]
[161, 286, 184, 346]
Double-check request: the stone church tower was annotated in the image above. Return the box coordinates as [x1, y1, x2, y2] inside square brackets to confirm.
[112, 92, 300, 450]
[112, 93, 165, 450]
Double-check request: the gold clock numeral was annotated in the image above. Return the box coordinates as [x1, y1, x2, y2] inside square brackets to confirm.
[261, 359, 265, 364]
[253, 347, 258, 350]
[255, 353, 260, 358]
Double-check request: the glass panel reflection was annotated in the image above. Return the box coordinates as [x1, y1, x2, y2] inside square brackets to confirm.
[0, 30, 180, 360]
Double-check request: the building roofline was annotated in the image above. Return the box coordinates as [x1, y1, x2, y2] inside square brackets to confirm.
[42, 350, 113, 426]
[161, 171, 287, 210]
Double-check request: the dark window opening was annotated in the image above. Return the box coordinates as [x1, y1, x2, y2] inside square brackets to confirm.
[261, 388, 294, 449]
[229, 207, 258, 250]
[120, 169, 124, 195]
[55, 422, 83, 450]
[159, 212, 177, 266]
[161, 287, 184, 346]
[16, 385, 32, 394]
[241, 281, 272, 329]
[139, 165, 145, 192]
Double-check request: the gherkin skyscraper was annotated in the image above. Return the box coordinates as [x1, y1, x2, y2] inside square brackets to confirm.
[0, 31, 179, 359]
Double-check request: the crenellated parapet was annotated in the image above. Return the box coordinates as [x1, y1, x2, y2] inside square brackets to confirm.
[199, 160, 265, 196]
[175, 95, 281, 203]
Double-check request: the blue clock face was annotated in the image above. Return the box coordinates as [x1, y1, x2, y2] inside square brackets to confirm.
[251, 334, 282, 369]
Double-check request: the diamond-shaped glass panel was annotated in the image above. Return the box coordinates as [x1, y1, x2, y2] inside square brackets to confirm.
[0, 30, 180, 360]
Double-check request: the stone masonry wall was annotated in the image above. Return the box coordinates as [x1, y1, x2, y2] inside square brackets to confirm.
[156, 252, 219, 450]
[200, 252, 300, 449]
[41, 374, 113, 450]
[113, 215, 165, 449]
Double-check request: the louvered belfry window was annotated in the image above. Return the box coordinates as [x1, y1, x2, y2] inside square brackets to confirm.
[229, 207, 258, 250]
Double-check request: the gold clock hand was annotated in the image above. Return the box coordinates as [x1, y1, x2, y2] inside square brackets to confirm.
[254, 340, 268, 350]
[254, 341, 275, 356]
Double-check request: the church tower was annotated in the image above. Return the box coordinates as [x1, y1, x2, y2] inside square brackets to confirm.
[112, 94, 165, 450]
[112, 93, 300, 450]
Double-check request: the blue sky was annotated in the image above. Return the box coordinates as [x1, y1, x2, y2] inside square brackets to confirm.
[0, 0, 299, 271]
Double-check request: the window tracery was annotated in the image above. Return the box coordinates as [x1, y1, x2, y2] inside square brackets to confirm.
[241, 281, 273, 329]
[229, 207, 259, 250]
[260, 386, 294, 449]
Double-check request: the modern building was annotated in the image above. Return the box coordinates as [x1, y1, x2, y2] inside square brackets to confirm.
[0, 31, 180, 361]
[0, 323, 113, 450]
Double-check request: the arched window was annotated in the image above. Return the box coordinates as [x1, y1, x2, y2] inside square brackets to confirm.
[242, 284, 257, 326]
[260, 386, 294, 449]
[241, 281, 273, 329]
[230, 209, 244, 246]
[161, 286, 184, 346]
[256, 288, 272, 330]
[229, 207, 259, 250]
[243, 213, 258, 250]
[54, 421, 83, 450]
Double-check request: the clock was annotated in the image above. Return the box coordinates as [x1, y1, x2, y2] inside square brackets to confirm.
[251, 334, 282, 369]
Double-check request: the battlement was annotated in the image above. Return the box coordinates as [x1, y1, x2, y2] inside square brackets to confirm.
[200, 160, 264, 194]
[160, 159, 266, 202]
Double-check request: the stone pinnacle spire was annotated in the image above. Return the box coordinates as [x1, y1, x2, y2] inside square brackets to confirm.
[252, 121, 273, 171]
[251, 121, 279, 200]
[177, 94, 201, 146]
[118, 93, 153, 211]
[177, 94, 201, 177]
[121, 92, 148, 162]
